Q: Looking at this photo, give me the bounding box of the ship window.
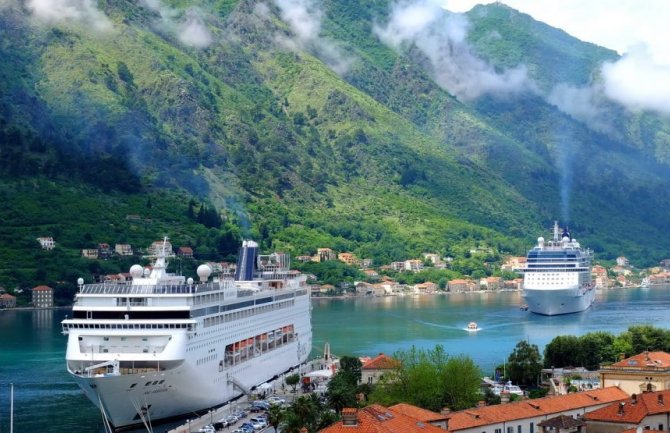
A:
[145,382,152,386]
[129,383,137,389]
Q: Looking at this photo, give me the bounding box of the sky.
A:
[445,0,670,64]
[443,0,670,115]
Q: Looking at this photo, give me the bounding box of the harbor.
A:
[2,286,670,432]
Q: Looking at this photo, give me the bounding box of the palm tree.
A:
[268,404,284,431]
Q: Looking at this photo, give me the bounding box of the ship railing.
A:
[78,282,227,295]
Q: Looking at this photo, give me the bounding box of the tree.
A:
[339,355,362,384]
[544,335,580,368]
[327,371,358,413]
[285,373,300,392]
[267,404,284,431]
[507,340,542,387]
[442,355,483,410]
[369,345,481,412]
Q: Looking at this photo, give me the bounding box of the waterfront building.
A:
[315,248,336,262]
[448,279,473,292]
[338,252,359,266]
[0,293,16,308]
[36,236,55,250]
[81,249,99,259]
[414,282,438,294]
[361,353,399,385]
[319,405,447,433]
[149,239,173,256]
[177,246,193,258]
[32,285,54,308]
[584,390,670,433]
[599,352,670,395]
[114,243,133,256]
[502,256,527,272]
[443,387,627,433]
[97,243,112,259]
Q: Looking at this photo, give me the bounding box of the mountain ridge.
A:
[0,0,669,291]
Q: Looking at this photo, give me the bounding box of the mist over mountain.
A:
[1,0,669,288]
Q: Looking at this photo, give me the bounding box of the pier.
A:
[168,356,334,433]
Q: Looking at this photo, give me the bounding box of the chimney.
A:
[477,400,486,408]
[659,394,664,405]
[440,407,451,416]
[631,394,637,405]
[619,353,626,361]
[618,402,625,415]
[500,391,510,404]
[342,408,358,426]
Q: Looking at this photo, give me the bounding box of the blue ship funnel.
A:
[234,240,258,281]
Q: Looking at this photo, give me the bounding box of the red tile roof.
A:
[0,293,16,300]
[389,403,448,422]
[32,285,53,292]
[319,405,446,433]
[362,353,400,371]
[607,352,670,370]
[446,387,628,431]
[585,390,670,424]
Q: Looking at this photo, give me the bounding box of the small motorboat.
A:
[520,304,528,311]
[465,322,480,332]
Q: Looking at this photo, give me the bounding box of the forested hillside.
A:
[0,0,669,293]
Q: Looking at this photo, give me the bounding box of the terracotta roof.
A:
[32,285,53,292]
[446,387,628,431]
[621,429,664,433]
[389,403,448,422]
[319,405,446,433]
[584,390,670,424]
[537,415,585,429]
[607,352,670,370]
[0,293,16,300]
[362,353,400,371]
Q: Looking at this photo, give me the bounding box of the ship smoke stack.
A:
[235,240,258,281]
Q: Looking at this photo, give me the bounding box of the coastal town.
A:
[1,237,669,309]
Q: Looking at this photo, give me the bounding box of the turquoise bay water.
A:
[1,287,670,432]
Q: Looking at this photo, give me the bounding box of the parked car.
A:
[239,423,255,433]
[249,417,268,428]
[267,396,286,406]
[233,409,247,419]
[231,429,247,433]
[250,400,270,411]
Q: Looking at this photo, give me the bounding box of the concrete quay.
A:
[168,357,333,433]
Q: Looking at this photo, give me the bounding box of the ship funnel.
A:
[235,240,258,281]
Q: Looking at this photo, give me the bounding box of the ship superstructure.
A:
[519,222,594,315]
[62,239,311,430]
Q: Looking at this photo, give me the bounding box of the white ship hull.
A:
[523,286,595,316]
[62,239,313,430]
[72,338,309,429]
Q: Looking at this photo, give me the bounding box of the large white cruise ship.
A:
[519,222,595,315]
[61,239,312,430]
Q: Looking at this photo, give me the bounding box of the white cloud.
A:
[273,0,355,75]
[177,10,212,49]
[601,46,670,116]
[375,0,531,101]
[547,83,612,133]
[140,0,213,49]
[26,0,113,32]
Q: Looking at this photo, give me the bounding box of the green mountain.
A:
[0,0,669,293]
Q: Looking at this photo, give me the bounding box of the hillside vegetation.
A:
[0,0,669,294]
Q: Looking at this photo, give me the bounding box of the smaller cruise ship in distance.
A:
[518,221,595,316]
